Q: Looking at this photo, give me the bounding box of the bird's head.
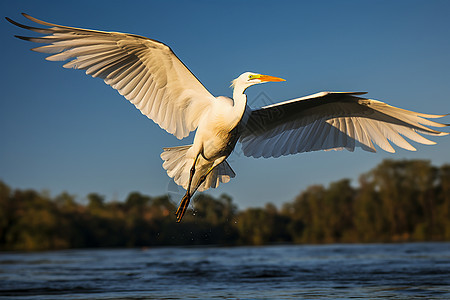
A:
[231,72,285,91]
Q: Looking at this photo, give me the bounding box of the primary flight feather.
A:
[7,13,449,221]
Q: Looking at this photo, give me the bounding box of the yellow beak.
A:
[257,74,286,82]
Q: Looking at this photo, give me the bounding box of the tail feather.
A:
[198,160,236,191]
[163,152,186,172]
[161,145,235,192]
[161,145,193,189]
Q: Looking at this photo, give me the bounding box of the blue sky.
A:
[1,0,449,209]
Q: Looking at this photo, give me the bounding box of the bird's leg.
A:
[176,160,219,222]
[176,168,212,222]
[176,193,190,223]
[175,154,199,222]
[192,164,217,195]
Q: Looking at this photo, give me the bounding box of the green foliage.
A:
[0,159,449,251]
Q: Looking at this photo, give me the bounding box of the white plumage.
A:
[240,92,448,158]
[7,14,449,222]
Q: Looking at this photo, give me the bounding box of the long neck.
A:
[232,82,248,124]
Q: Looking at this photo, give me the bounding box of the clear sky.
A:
[1,0,449,209]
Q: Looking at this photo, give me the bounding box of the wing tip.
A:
[21,12,44,25]
[5,16,22,27]
[385,147,396,154]
[6,13,36,25]
[14,35,32,41]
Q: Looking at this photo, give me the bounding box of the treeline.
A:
[1,159,449,251]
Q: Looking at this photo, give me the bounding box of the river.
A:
[1,242,449,299]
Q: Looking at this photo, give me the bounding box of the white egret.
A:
[7,14,449,222]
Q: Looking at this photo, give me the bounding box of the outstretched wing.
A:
[240,91,448,158]
[7,13,215,139]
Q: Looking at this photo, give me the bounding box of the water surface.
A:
[1,243,449,299]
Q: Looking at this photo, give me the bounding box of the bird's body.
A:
[163,92,244,190]
[161,76,252,219]
[7,14,449,221]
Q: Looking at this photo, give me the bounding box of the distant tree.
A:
[0,181,13,247]
[353,174,385,242]
[366,160,437,241]
[125,192,151,211]
[1,159,449,251]
[285,185,326,243]
[87,193,105,211]
[436,164,450,239]
[322,179,355,242]
[235,203,289,245]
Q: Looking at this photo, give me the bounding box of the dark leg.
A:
[175,155,198,222]
[191,164,217,195]
[176,170,211,222]
[175,193,190,222]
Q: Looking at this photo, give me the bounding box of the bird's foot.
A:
[175,192,191,222]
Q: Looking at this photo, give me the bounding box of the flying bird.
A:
[7,14,449,222]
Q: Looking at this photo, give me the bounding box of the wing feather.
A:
[240,92,448,158]
[345,118,355,151]
[8,13,215,139]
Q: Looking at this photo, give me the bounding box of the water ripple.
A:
[0,242,449,299]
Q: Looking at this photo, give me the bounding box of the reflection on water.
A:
[0,243,449,299]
